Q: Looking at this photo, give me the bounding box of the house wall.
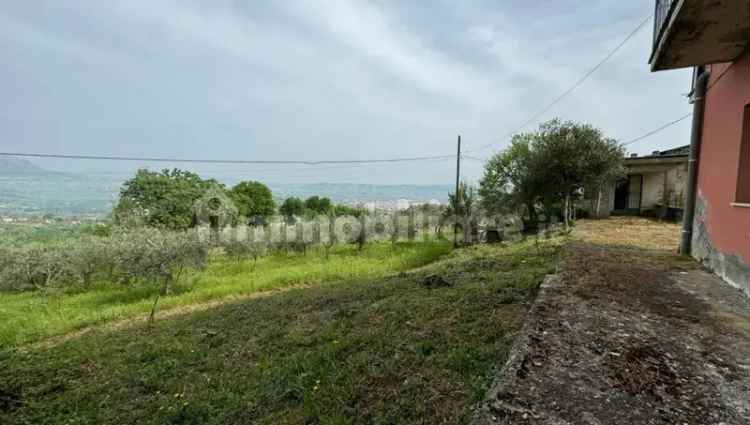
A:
[640,165,688,211]
[692,53,750,294]
[641,172,663,210]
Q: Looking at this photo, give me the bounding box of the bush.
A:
[0,228,210,293]
[222,239,266,263]
[112,228,208,292]
[0,245,76,292]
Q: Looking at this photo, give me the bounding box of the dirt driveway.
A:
[474,217,750,424]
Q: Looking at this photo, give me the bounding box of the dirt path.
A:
[474,218,750,424]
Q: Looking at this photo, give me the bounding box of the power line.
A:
[0,151,455,165]
[471,14,653,153]
[622,61,736,147]
[622,113,692,146]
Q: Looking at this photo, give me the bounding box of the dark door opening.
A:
[614,179,629,210]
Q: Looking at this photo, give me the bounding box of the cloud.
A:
[0,0,693,184]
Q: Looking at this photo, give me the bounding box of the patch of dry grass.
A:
[574,217,681,252]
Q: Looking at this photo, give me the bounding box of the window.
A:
[737,104,750,204]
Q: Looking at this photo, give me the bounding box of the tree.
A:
[114,168,221,230]
[230,181,276,224]
[279,197,305,223]
[304,196,333,215]
[479,119,625,230]
[581,138,626,218]
[444,182,478,245]
[533,120,624,229]
[480,135,546,225]
[445,181,477,218]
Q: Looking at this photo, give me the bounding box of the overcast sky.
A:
[0,0,693,185]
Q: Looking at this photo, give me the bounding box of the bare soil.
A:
[474,217,750,424]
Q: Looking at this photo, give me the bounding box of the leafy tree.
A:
[304,196,333,215]
[230,181,276,224]
[480,136,546,225]
[480,119,625,229]
[533,120,624,228]
[114,168,220,230]
[279,197,305,223]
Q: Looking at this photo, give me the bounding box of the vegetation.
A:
[279,197,306,223]
[0,229,208,293]
[229,181,276,224]
[445,182,478,219]
[331,203,367,218]
[0,237,563,424]
[114,169,221,230]
[0,241,451,347]
[480,119,625,228]
[303,195,333,215]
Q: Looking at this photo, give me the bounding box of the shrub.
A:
[221,239,266,263]
[0,245,75,292]
[112,228,208,292]
[64,237,117,286]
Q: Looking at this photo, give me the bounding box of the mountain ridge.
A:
[0,157,48,175]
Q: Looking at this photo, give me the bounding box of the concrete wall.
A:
[641,172,663,210]
[640,165,688,211]
[692,54,750,294]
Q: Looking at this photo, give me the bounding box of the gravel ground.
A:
[473,219,750,425]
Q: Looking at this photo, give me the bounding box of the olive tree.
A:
[0,245,75,292]
[480,119,625,230]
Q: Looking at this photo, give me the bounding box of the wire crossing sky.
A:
[0,1,693,184]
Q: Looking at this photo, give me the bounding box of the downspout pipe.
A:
[680,67,709,255]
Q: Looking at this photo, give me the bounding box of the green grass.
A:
[0,238,563,424]
[0,242,451,348]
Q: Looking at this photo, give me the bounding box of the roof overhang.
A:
[650,0,750,71]
[625,155,688,173]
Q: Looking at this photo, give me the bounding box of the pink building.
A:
[650,0,750,292]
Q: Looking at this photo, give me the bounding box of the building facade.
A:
[586,147,688,219]
[650,0,750,293]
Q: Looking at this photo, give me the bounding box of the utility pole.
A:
[454,134,461,248]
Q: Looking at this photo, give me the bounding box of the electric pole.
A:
[454,134,461,248]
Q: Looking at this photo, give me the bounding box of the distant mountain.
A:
[0,157,47,175]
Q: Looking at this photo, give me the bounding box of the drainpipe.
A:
[680,66,709,255]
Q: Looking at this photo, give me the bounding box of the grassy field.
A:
[0,242,451,347]
[0,237,563,424]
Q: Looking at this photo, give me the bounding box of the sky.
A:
[0,0,694,185]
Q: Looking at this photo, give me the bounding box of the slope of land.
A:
[0,238,562,424]
[0,158,46,175]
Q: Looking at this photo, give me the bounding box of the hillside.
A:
[0,157,46,175]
